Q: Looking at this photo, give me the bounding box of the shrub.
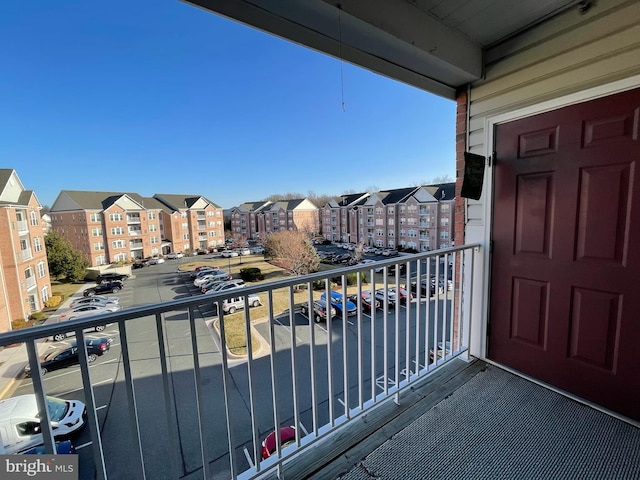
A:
[11,318,27,330]
[44,296,63,308]
[239,267,264,282]
[312,280,325,290]
[29,312,46,321]
[331,272,365,286]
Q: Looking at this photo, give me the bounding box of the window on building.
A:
[376,229,384,236]
[151,248,159,256]
[440,231,449,239]
[94,242,104,251]
[90,213,102,222]
[27,293,38,312]
[441,217,449,226]
[183,234,189,240]
[110,227,125,236]
[151,237,158,244]
[148,212,156,220]
[388,230,394,237]
[440,204,450,212]
[114,253,127,262]
[92,228,103,237]
[30,211,39,226]
[388,219,394,226]
[109,213,123,222]
[96,255,106,266]
[182,223,188,229]
[37,262,46,278]
[112,240,126,249]
[149,224,158,232]
[41,286,50,303]
[33,237,42,252]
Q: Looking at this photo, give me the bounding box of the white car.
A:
[238,248,251,256]
[59,304,120,320]
[0,395,86,454]
[148,257,165,265]
[359,259,376,266]
[194,271,230,287]
[166,252,183,259]
[221,250,239,258]
[204,279,245,294]
[69,296,119,309]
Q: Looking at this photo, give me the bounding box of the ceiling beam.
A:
[185,0,484,98]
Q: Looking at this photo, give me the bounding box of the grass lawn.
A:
[179,256,404,355]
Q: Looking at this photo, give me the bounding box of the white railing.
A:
[0,244,480,480]
[17,220,29,233]
[21,248,33,261]
[25,275,36,290]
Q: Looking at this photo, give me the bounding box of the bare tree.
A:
[264,231,320,276]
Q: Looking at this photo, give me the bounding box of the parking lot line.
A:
[53,378,113,397]
[75,442,93,450]
[243,447,254,468]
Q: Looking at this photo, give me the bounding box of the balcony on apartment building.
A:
[197,222,206,230]
[25,275,36,290]
[21,247,33,261]
[130,240,143,250]
[17,219,29,233]
[4,244,637,480]
[126,215,141,224]
[129,228,142,236]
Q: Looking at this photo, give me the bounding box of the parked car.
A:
[194,271,231,287]
[0,395,86,454]
[21,440,76,455]
[96,272,129,283]
[147,257,165,265]
[320,291,357,316]
[24,338,112,377]
[69,296,119,309]
[374,287,412,306]
[347,291,381,312]
[238,248,251,256]
[221,250,238,258]
[205,279,245,294]
[261,426,297,460]
[250,246,265,254]
[83,281,124,297]
[166,252,183,259]
[300,299,336,323]
[59,304,120,321]
[132,261,145,269]
[221,294,262,314]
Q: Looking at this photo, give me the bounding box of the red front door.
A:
[489,87,640,421]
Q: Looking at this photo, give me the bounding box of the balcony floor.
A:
[308,361,640,480]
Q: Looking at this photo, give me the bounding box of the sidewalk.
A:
[0,290,84,400]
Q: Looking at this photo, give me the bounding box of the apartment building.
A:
[0,169,51,333]
[230,198,320,241]
[153,194,225,253]
[50,191,224,266]
[229,201,273,241]
[321,192,369,243]
[322,183,455,251]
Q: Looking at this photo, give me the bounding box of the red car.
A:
[261,426,297,459]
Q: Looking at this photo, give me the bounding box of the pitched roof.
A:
[378,186,418,205]
[332,192,369,208]
[269,198,317,211]
[153,194,221,211]
[235,201,272,213]
[51,191,149,211]
[424,183,456,201]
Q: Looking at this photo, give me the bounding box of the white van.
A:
[222,294,262,314]
[0,395,86,454]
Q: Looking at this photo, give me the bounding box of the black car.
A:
[409,278,444,297]
[24,338,112,377]
[83,281,124,297]
[96,273,129,283]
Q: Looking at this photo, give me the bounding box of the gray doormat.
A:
[339,365,640,480]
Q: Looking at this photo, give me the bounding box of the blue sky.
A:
[0,1,456,209]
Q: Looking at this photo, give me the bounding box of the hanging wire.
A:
[338,4,345,112]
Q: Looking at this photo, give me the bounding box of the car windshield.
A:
[35,397,69,422]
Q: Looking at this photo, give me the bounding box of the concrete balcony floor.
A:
[305,360,640,480]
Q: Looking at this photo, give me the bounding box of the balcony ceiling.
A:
[186,0,585,98]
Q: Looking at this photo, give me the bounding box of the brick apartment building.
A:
[229,198,319,241]
[50,191,224,266]
[321,183,455,251]
[0,169,52,333]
